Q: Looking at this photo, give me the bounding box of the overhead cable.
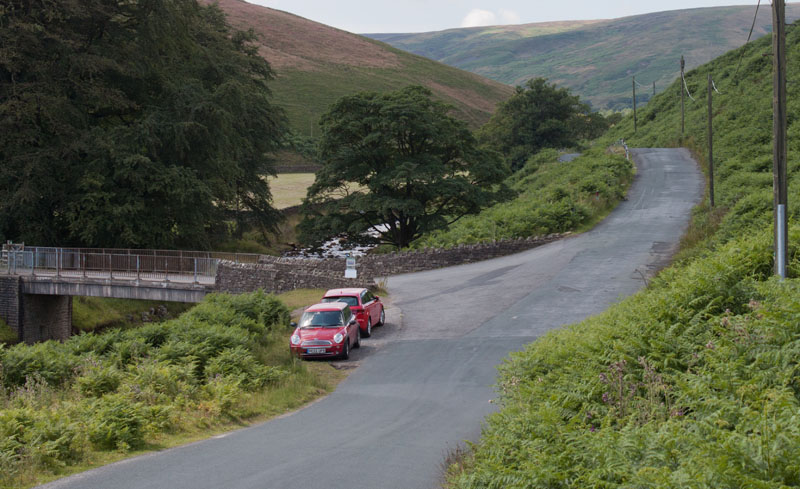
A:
[733,0,762,81]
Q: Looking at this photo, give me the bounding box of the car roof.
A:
[323,288,366,297]
[305,302,349,312]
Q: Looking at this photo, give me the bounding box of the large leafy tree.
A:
[0,0,286,248]
[300,86,509,249]
[479,78,608,170]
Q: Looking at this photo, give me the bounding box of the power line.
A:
[733,0,763,82]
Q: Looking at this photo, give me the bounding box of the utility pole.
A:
[653,81,656,97]
[773,0,788,278]
[680,56,686,136]
[707,74,715,208]
[632,76,637,133]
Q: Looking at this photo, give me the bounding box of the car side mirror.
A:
[290,321,297,329]
[374,296,380,301]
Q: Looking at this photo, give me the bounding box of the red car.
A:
[321,288,385,338]
[290,302,360,360]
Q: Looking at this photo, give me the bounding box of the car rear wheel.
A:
[377,308,385,326]
[354,328,361,349]
[340,339,350,360]
[362,317,372,338]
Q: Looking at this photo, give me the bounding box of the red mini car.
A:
[321,288,385,338]
[289,302,360,360]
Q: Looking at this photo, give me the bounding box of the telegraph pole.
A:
[773,0,788,278]
[707,74,715,208]
[653,81,656,97]
[680,56,686,136]
[632,76,637,133]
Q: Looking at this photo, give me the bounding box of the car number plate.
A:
[307,348,326,354]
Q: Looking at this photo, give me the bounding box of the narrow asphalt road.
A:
[40,149,703,489]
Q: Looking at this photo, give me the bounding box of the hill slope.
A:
[448,18,800,489]
[210,0,514,133]
[368,4,800,110]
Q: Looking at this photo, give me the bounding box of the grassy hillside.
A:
[209,0,514,134]
[448,21,800,489]
[414,148,632,249]
[368,20,599,62]
[368,4,800,111]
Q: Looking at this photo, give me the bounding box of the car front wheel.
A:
[340,339,350,360]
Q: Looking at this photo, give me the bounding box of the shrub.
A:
[75,362,122,397]
[124,358,197,404]
[205,346,287,387]
[86,394,147,451]
[0,341,78,387]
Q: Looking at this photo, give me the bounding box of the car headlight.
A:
[333,332,344,344]
[291,335,301,345]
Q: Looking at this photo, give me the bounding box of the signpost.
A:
[345,254,357,279]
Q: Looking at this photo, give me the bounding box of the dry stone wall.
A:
[215,234,566,295]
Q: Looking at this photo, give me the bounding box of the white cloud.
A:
[460,8,521,28]
[499,9,521,24]
[461,9,496,27]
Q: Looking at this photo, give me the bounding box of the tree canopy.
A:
[479,78,609,170]
[0,0,286,249]
[299,86,510,249]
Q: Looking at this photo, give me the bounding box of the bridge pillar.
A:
[0,276,22,341]
[21,294,72,343]
[0,276,73,343]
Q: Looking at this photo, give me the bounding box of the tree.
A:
[0,0,286,248]
[479,78,608,170]
[299,86,510,249]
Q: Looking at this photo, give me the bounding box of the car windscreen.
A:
[299,310,343,328]
[321,296,358,307]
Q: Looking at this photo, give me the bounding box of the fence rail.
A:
[0,247,260,284]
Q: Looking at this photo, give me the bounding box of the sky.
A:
[245,0,762,33]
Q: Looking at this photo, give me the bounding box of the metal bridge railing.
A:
[1,248,260,284]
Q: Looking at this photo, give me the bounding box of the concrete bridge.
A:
[0,247,260,343]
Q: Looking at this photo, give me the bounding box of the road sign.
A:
[345,254,357,278]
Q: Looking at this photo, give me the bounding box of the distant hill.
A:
[368,4,800,111]
[209,0,514,135]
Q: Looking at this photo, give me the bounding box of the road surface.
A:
[40,149,703,489]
